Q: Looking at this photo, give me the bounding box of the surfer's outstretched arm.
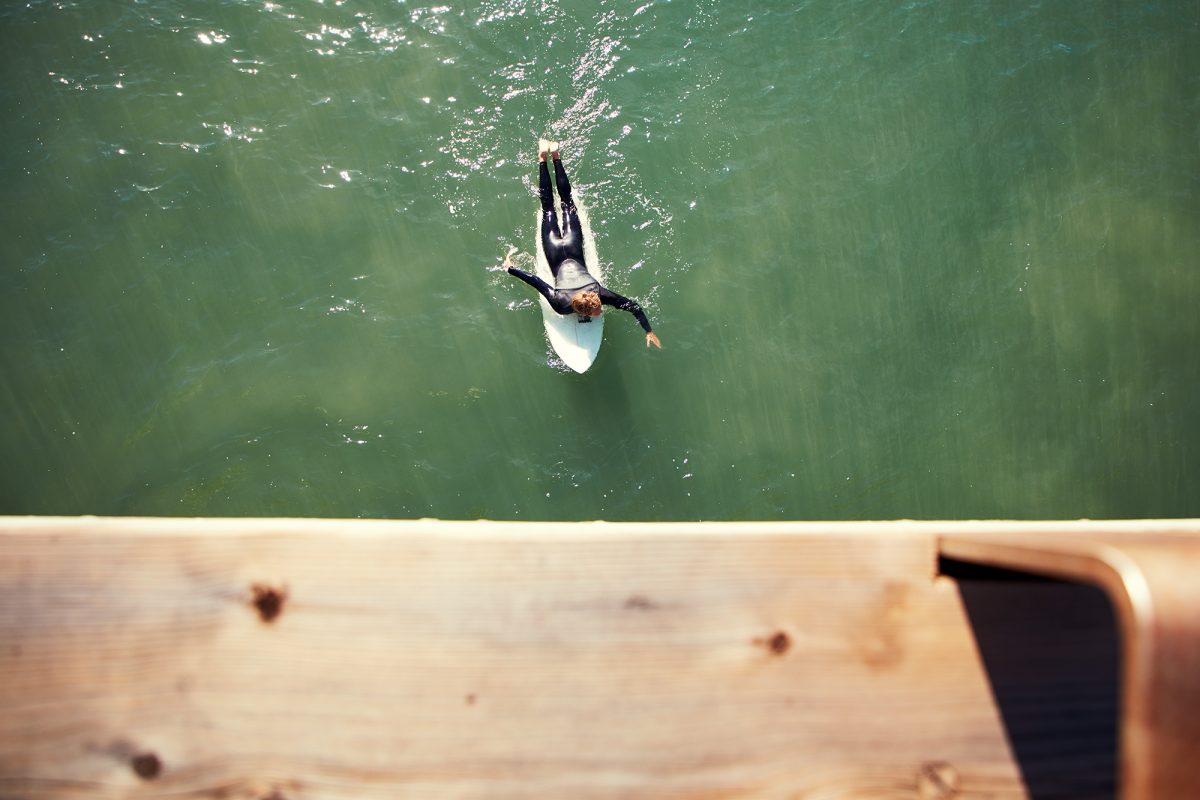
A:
[597,287,651,331]
[598,287,662,348]
[507,266,552,297]
[507,267,573,315]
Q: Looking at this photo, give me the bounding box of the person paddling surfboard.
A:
[505,141,662,350]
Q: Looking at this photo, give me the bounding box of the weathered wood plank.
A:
[2,517,1190,800]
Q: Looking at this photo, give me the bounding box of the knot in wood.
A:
[130,751,161,780]
[917,761,959,799]
[251,583,287,623]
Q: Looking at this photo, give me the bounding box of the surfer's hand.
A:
[501,245,518,269]
[645,331,662,349]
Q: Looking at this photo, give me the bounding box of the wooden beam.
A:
[1,518,1196,799]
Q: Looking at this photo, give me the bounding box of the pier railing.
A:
[2,517,1198,799]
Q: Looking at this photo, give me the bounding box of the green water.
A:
[2,1,1198,520]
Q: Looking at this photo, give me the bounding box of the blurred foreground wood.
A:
[1,518,1198,800]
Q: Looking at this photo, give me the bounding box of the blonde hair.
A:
[571,290,601,316]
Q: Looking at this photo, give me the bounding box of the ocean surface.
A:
[2,0,1198,520]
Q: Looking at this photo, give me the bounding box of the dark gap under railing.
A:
[942,558,1120,800]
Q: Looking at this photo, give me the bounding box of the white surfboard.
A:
[534,148,603,373]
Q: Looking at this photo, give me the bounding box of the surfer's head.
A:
[571,290,602,318]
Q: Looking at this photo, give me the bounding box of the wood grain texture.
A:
[0,518,1194,800]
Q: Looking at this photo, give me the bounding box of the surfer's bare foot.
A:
[538,138,560,161]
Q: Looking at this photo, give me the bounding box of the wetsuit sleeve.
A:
[598,287,653,333]
[507,267,573,314]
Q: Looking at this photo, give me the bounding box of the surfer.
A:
[505,143,662,349]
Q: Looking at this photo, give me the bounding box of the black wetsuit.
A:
[508,159,653,333]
